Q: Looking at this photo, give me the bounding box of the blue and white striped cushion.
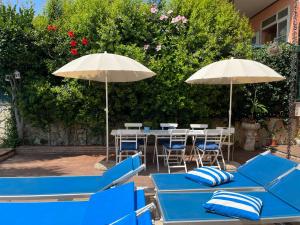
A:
[185,167,234,186]
[203,191,263,221]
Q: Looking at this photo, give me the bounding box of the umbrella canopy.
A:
[53,52,156,161]
[53,53,155,82]
[186,58,284,84]
[186,58,285,159]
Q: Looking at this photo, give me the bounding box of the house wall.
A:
[250,0,300,44]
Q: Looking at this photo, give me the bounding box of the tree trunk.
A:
[10,82,23,142]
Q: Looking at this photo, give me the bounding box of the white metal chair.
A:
[216,127,235,161]
[152,123,178,171]
[118,132,139,162]
[189,124,208,162]
[162,129,189,173]
[124,123,147,165]
[160,123,178,130]
[195,129,226,170]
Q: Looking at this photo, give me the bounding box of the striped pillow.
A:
[185,167,234,186]
[203,191,263,221]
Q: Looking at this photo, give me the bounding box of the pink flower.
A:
[167,10,173,14]
[171,15,188,24]
[181,16,188,23]
[144,44,149,50]
[160,15,168,20]
[150,5,158,14]
[155,44,161,52]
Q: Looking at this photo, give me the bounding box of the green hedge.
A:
[1,0,293,142]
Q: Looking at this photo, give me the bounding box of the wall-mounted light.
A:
[14,70,21,79]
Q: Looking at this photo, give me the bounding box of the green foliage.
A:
[236,43,294,120]
[1,111,19,148]
[249,90,268,120]
[2,0,254,141]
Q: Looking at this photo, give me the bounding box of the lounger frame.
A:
[150,174,265,193]
[155,194,300,225]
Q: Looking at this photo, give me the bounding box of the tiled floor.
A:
[0,147,299,225]
[0,148,267,188]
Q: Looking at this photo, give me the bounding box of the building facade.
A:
[234,0,300,45]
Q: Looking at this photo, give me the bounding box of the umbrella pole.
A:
[105,75,109,162]
[228,79,233,162]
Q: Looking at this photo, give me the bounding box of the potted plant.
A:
[242,90,268,151]
[295,130,300,146]
[143,121,152,133]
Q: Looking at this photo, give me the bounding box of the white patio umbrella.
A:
[53,52,156,161]
[186,58,285,159]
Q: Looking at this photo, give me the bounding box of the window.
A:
[252,32,260,45]
[261,7,289,44]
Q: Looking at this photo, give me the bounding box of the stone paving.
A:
[0,148,299,225]
[0,148,266,188]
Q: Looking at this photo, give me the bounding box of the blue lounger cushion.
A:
[268,166,300,211]
[238,152,297,187]
[0,154,142,198]
[203,190,263,221]
[186,167,234,186]
[82,182,136,225]
[157,191,299,223]
[151,172,262,192]
[0,182,143,225]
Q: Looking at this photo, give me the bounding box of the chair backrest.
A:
[190,124,208,130]
[238,151,298,187]
[119,132,138,151]
[160,123,178,130]
[204,129,223,145]
[102,153,142,188]
[125,123,143,130]
[216,127,235,135]
[168,129,188,148]
[83,182,136,225]
[267,165,300,211]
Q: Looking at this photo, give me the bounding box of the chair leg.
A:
[198,149,204,167]
[220,150,226,170]
[119,151,122,163]
[156,142,160,172]
[166,150,171,174]
[182,150,187,173]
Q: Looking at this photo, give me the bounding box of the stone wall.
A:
[23,123,104,146]
[0,103,11,145]
[20,117,300,147]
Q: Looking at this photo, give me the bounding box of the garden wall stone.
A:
[0,103,11,145]
[20,117,299,148]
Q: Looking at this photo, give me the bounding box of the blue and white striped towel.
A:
[185,167,234,186]
[203,190,263,221]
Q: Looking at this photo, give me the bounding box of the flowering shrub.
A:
[2,0,255,143]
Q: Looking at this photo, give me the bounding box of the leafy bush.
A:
[1,0,254,143]
[235,43,295,120]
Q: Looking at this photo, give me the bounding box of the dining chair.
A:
[195,129,226,169]
[162,129,189,173]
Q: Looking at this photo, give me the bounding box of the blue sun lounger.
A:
[156,165,300,224]
[0,182,153,225]
[151,151,297,192]
[0,153,145,200]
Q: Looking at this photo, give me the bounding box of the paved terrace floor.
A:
[0,148,269,188]
[0,147,299,225]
